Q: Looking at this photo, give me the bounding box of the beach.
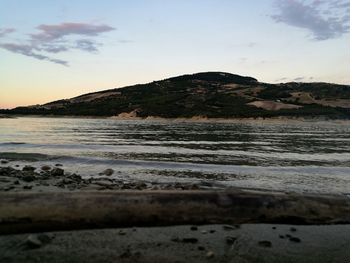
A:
[1,162,350,262]
[1,117,350,262]
[0,117,349,194]
[1,224,350,263]
[0,165,208,192]
[2,0,350,261]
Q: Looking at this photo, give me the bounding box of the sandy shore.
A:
[1,161,350,262]
[1,224,350,263]
[3,114,350,124]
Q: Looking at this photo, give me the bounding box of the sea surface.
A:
[0,117,350,194]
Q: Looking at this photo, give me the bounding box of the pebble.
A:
[290,227,297,232]
[22,166,36,172]
[225,236,237,245]
[118,230,126,236]
[51,168,64,176]
[69,174,82,181]
[135,182,147,190]
[24,234,52,249]
[190,226,198,231]
[23,185,33,190]
[198,246,205,251]
[102,169,114,176]
[223,225,237,231]
[206,251,215,258]
[171,237,180,242]
[258,240,272,248]
[171,237,198,244]
[22,174,36,182]
[190,184,200,190]
[62,179,74,185]
[182,238,198,244]
[289,237,301,243]
[25,235,43,249]
[41,165,51,171]
[1,160,9,164]
[174,182,184,189]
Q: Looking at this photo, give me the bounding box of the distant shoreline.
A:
[2,114,350,123]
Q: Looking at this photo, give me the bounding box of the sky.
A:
[1,0,350,109]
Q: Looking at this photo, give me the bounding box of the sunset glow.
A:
[1,0,350,109]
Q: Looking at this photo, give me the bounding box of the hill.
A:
[2,72,350,119]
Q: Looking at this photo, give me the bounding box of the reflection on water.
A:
[0,117,350,194]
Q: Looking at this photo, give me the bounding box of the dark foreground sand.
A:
[1,163,350,262]
[1,224,350,263]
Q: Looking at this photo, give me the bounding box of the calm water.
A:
[0,117,350,194]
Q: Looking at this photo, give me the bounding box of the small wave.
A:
[0,152,59,161]
[0,142,27,146]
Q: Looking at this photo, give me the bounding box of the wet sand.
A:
[1,161,350,262]
[0,165,211,192]
[1,224,350,263]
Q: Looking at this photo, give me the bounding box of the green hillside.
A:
[2,72,350,119]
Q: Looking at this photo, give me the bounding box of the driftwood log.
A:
[0,190,350,235]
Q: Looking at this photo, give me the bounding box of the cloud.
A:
[76,39,101,52]
[0,28,15,38]
[31,23,115,41]
[293,77,306,82]
[37,44,69,53]
[0,43,68,66]
[275,77,289,82]
[0,22,115,66]
[275,76,314,82]
[293,76,315,82]
[271,0,350,40]
[247,42,258,48]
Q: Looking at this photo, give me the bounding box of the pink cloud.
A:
[0,22,115,66]
[31,22,115,41]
